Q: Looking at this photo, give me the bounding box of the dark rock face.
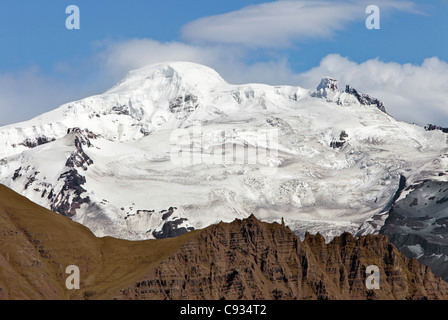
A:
[379,174,407,214]
[169,94,199,119]
[9,128,96,219]
[345,85,387,113]
[66,127,99,141]
[16,128,96,218]
[380,180,448,281]
[50,169,90,217]
[161,206,176,220]
[330,130,348,149]
[44,128,96,217]
[124,206,193,239]
[65,134,94,170]
[12,167,22,181]
[311,78,387,114]
[425,124,448,133]
[152,217,195,239]
[118,215,448,300]
[111,105,130,116]
[20,136,56,149]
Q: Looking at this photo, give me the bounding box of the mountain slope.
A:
[0,184,101,299]
[0,184,199,299]
[1,184,447,300]
[380,175,448,282]
[116,216,448,300]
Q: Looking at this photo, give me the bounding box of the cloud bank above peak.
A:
[2,36,448,128]
[297,54,448,126]
[181,0,423,47]
[0,0,446,128]
[95,37,448,126]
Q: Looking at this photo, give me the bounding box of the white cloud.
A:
[1,38,300,125]
[181,0,422,47]
[0,67,58,125]
[97,38,448,126]
[0,66,98,126]
[0,1,442,127]
[91,39,448,127]
[94,38,299,86]
[95,39,231,80]
[3,40,447,128]
[297,54,448,126]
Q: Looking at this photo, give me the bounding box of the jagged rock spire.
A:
[312,76,339,98]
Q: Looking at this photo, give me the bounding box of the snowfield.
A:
[0,61,446,241]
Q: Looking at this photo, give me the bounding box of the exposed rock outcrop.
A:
[119,215,448,300]
[312,78,387,114]
[19,136,56,149]
[312,76,338,99]
[345,85,387,113]
[381,179,448,282]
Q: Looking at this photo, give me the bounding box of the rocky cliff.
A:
[1,184,447,300]
[380,179,448,282]
[117,215,448,300]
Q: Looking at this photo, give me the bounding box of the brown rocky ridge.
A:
[0,184,447,300]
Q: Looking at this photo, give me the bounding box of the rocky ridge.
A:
[117,215,448,300]
[1,184,447,300]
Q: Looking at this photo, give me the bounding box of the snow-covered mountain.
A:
[0,61,446,241]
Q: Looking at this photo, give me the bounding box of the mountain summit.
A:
[313,76,339,98]
[312,76,387,114]
[107,61,228,94]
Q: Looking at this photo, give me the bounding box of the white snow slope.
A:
[0,61,446,240]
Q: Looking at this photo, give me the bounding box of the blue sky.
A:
[0,0,447,126]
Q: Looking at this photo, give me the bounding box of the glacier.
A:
[0,61,446,241]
